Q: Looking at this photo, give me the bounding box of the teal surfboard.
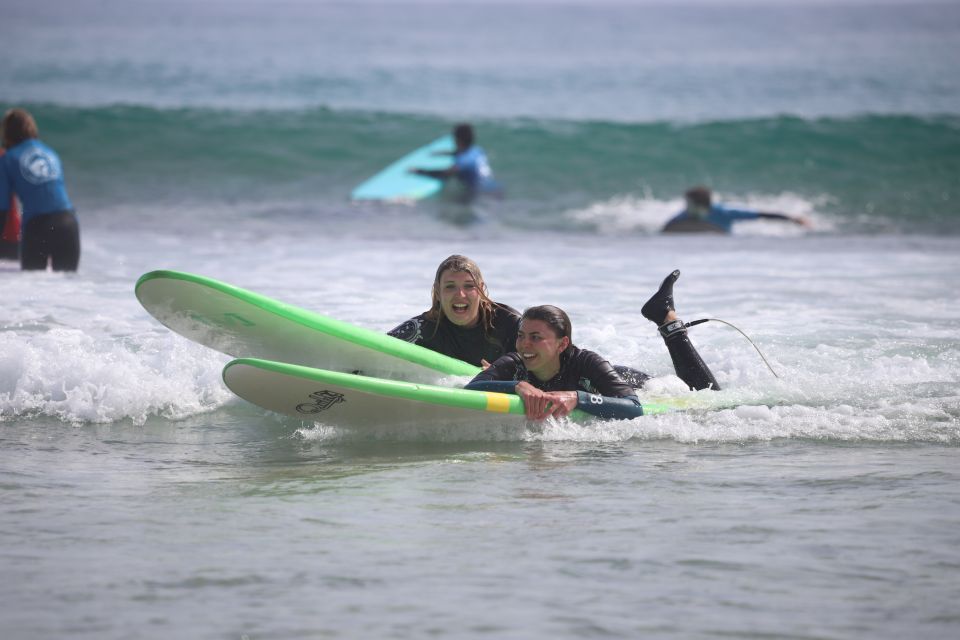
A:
[351,135,454,201]
[222,358,673,429]
[135,270,479,382]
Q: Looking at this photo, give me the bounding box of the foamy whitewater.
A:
[3,227,958,444]
[2,1,959,638]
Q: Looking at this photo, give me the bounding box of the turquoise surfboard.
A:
[135,270,479,382]
[222,358,673,429]
[351,135,454,201]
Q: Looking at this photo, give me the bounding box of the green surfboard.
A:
[135,270,479,382]
[222,358,673,429]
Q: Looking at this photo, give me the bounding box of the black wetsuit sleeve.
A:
[387,316,425,344]
[0,210,6,230]
[465,354,522,386]
[566,350,645,418]
[574,391,644,419]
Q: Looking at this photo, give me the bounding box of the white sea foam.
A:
[1,224,957,443]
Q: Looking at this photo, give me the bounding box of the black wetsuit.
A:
[388,303,521,368]
[657,319,720,391]
[465,346,647,420]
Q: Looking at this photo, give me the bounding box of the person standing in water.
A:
[409,123,502,198]
[663,186,810,234]
[0,108,80,271]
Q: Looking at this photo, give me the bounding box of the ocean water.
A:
[2,1,960,638]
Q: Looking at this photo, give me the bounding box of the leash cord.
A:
[685,318,780,379]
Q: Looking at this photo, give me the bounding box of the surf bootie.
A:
[641,269,681,325]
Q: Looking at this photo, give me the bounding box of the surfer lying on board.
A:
[465,271,719,420]
[663,186,811,234]
[408,123,502,198]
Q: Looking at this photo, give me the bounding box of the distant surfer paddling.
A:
[663,186,811,234]
[465,271,720,421]
[409,123,502,199]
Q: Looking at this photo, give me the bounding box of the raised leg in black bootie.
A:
[642,270,721,391]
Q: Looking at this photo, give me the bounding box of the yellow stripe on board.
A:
[485,393,511,413]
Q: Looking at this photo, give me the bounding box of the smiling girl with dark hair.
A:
[466,271,719,421]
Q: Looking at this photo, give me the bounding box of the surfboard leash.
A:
[684,318,781,379]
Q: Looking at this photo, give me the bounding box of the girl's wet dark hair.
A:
[684,185,712,208]
[521,305,573,345]
[453,123,474,148]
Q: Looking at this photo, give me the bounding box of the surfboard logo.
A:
[19,148,62,185]
[296,390,346,414]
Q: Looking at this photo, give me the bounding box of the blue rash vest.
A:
[453,145,499,192]
[665,204,760,233]
[0,139,74,225]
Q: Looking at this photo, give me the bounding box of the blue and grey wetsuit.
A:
[664,204,796,234]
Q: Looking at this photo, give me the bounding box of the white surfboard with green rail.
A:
[135,270,479,382]
[222,358,673,429]
[138,270,680,428]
